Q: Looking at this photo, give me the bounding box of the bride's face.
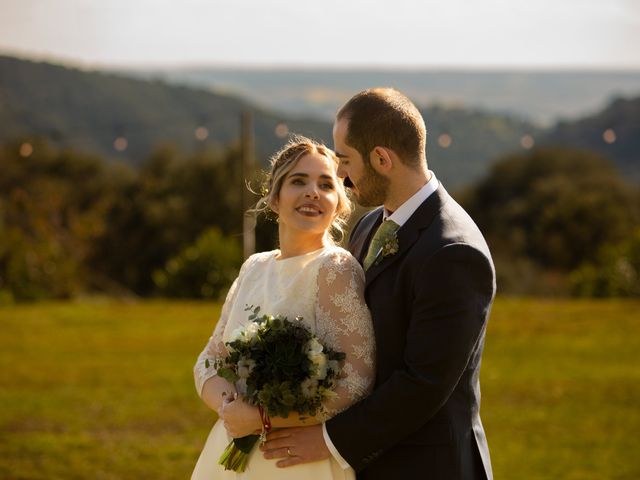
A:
[272,152,340,237]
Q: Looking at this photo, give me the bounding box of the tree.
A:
[459,147,640,293]
[0,139,120,300]
[87,144,252,294]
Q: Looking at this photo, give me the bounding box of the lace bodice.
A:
[194,245,375,419]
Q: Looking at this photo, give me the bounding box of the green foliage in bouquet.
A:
[210,305,345,471]
[214,305,346,418]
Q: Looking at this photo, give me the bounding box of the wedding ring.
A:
[287,448,293,457]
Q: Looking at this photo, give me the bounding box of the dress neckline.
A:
[273,245,330,263]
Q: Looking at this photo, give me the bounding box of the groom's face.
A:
[333,118,389,207]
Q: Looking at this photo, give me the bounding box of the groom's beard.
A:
[348,166,389,207]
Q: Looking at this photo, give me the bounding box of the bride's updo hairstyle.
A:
[254,135,352,242]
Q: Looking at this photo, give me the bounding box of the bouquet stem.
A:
[218,434,260,472]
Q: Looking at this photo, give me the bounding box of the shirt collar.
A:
[384,171,439,227]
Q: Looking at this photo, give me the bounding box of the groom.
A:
[262,88,496,479]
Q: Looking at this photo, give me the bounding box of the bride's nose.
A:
[304,185,320,199]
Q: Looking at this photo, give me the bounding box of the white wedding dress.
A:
[192,245,375,480]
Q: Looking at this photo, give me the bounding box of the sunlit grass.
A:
[482,298,640,480]
[0,301,220,480]
[0,298,639,479]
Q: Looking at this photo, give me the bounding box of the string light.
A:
[275,123,289,138]
[603,129,616,144]
[437,133,452,148]
[195,126,209,141]
[520,134,534,150]
[19,142,33,158]
[113,137,128,152]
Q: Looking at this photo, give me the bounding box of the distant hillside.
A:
[2,55,637,188]
[0,55,330,164]
[420,105,541,187]
[1,55,546,188]
[540,97,640,182]
[143,67,640,125]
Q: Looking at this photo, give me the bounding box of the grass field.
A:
[1,298,639,479]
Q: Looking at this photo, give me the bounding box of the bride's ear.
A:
[269,199,279,214]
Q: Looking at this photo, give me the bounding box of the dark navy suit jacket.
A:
[326,185,495,480]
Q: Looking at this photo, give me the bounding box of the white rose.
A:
[229,327,245,343]
[305,338,324,355]
[237,358,256,379]
[310,352,328,379]
[244,322,260,341]
[300,378,318,398]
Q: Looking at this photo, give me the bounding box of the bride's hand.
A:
[220,396,262,438]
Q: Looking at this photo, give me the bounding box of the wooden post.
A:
[241,111,256,260]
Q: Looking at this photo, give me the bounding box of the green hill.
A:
[0,55,544,188]
[5,55,637,188]
[420,105,541,188]
[541,97,640,182]
[0,55,330,165]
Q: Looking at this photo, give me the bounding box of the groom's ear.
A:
[370,147,393,174]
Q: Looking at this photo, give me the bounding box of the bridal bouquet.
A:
[208,305,345,472]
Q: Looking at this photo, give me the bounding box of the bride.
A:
[191,137,375,479]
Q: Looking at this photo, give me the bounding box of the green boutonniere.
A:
[376,234,399,264]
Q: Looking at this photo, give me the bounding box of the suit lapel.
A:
[365,186,447,287]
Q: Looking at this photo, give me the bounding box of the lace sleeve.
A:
[193,258,247,397]
[315,250,375,420]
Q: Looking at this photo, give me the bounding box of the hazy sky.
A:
[1,0,640,68]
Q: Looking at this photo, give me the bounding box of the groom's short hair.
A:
[337,88,426,169]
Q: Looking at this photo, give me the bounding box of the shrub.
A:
[571,229,640,297]
[153,228,242,299]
